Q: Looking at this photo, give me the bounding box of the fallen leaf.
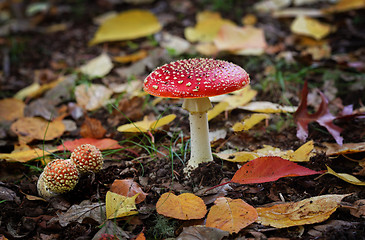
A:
[308,220,359,238]
[257,194,350,228]
[322,142,365,156]
[89,9,162,45]
[210,86,257,110]
[160,32,191,55]
[322,0,365,13]
[293,81,343,145]
[349,199,365,218]
[117,114,176,133]
[0,147,56,163]
[57,200,106,227]
[75,83,113,111]
[10,117,65,143]
[135,232,146,240]
[0,98,25,121]
[321,166,365,186]
[113,50,148,64]
[110,179,147,204]
[14,77,64,100]
[254,0,291,12]
[80,117,107,139]
[290,15,332,40]
[57,138,122,151]
[92,220,130,240]
[206,197,258,233]
[230,156,323,184]
[214,25,267,55]
[217,141,315,163]
[232,113,270,132]
[207,102,229,121]
[238,101,297,113]
[156,192,207,220]
[177,226,229,240]
[184,11,235,43]
[79,53,113,78]
[106,191,139,219]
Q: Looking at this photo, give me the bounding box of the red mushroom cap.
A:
[70,144,103,174]
[143,58,250,98]
[41,159,79,194]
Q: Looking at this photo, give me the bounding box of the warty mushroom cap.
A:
[143,58,250,99]
[37,159,79,197]
[70,144,103,174]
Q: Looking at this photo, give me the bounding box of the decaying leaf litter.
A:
[0,0,365,239]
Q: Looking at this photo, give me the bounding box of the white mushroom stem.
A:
[182,97,213,171]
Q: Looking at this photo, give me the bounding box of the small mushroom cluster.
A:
[37,144,103,199]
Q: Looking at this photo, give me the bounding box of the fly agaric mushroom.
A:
[70,144,103,174]
[37,159,79,199]
[143,58,250,171]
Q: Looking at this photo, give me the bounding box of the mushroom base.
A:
[185,109,213,171]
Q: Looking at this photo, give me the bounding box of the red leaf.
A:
[294,81,343,145]
[57,138,122,151]
[231,156,323,184]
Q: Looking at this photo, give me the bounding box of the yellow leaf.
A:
[89,9,162,45]
[0,147,56,163]
[322,0,365,13]
[113,50,148,64]
[323,166,365,186]
[239,101,297,113]
[216,151,260,163]
[156,192,207,220]
[79,53,113,78]
[184,11,235,43]
[14,82,40,100]
[284,140,315,162]
[207,102,229,121]
[214,25,267,56]
[14,77,64,100]
[206,197,257,233]
[218,86,257,110]
[217,141,314,163]
[232,113,270,132]
[10,117,65,143]
[117,114,176,133]
[106,191,139,219]
[257,194,350,228]
[0,98,25,121]
[290,15,332,40]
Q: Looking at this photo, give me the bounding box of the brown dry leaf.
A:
[322,142,365,156]
[14,76,64,100]
[156,192,207,220]
[290,15,332,40]
[110,179,147,204]
[75,84,113,111]
[184,11,235,43]
[214,25,267,55]
[89,9,162,45]
[206,197,258,233]
[177,226,229,240]
[10,117,65,143]
[80,117,107,139]
[257,194,351,228]
[0,98,25,121]
[349,199,365,218]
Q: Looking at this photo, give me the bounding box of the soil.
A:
[1,1,365,240]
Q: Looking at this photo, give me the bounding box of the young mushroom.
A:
[143,58,250,172]
[37,159,79,199]
[70,144,104,174]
